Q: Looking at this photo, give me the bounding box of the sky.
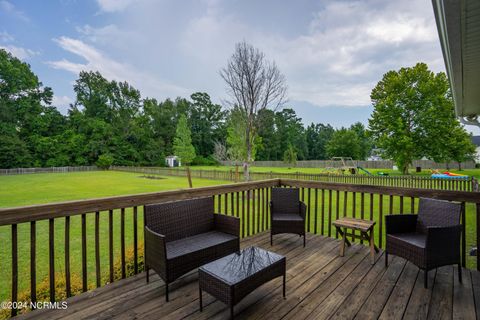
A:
[2,0,472,132]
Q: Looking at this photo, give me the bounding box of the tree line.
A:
[0,49,374,169]
[0,47,476,172]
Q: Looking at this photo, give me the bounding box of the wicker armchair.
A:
[269,187,306,247]
[385,197,463,288]
[144,197,240,301]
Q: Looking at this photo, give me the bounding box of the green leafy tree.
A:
[96,154,114,169]
[446,127,477,170]
[256,109,277,160]
[369,63,455,174]
[274,108,308,160]
[226,108,261,165]
[326,128,361,159]
[283,144,297,167]
[0,49,71,168]
[173,114,196,165]
[143,97,190,156]
[0,135,32,168]
[305,123,335,160]
[226,108,249,164]
[349,122,372,160]
[189,92,226,157]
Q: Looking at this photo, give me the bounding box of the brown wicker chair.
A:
[144,197,240,301]
[385,197,463,288]
[270,187,306,247]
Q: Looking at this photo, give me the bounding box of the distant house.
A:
[165,156,181,167]
[367,148,384,161]
[472,136,480,163]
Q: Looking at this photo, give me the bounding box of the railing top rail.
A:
[0,179,280,226]
[280,179,480,203]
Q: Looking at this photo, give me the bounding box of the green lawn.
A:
[0,170,228,208]
[0,171,230,303]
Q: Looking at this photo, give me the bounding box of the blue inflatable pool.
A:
[431,174,469,180]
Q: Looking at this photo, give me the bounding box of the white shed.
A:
[165,156,181,167]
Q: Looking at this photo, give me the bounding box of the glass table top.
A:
[199,246,285,285]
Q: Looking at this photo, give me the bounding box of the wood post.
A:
[186,166,193,188]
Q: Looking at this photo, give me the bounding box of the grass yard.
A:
[0,171,230,303]
[0,170,228,208]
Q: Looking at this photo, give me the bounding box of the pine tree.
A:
[173,114,196,165]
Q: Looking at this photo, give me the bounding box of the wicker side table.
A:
[199,246,286,319]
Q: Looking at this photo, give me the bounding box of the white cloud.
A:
[0,45,38,60]
[95,0,138,12]
[47,36,189,99]
[0,0,29,22]
[52,94,73,107]
[0,30,14,42]
[172,0,443,107]
[49,0,445,110]
[0,29,37,60]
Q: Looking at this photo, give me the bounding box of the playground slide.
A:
[357,166,373,175]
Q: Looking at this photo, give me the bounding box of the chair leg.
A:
[424,270,428,289]
[385,252,388,267]
[458,263,463,283]
[165,282,169,302]
[146,266,149,283]
[271,233,273,246]
[303,234,306,247]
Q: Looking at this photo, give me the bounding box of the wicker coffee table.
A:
[199,246,286,319]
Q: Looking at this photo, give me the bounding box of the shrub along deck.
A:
[17,232,478,320]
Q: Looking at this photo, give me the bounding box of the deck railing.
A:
[1,178,480,318]
[112,166,478,191]
[0,179,277,318]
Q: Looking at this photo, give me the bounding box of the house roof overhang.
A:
[432,0,480,126]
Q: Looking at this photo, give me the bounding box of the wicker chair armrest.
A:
[426,225,462,254]
[385,214,417,234]
[300,201,307,219]
[214,214,240,237]
[144,226,167,264]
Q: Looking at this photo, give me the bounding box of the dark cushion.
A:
[272,213,303,222]
[387,232,426,248]
[166,231,238,259]
[386,232,427,268]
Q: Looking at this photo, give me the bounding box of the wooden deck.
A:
[18,232,480,320]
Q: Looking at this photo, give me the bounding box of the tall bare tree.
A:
[220,41,287,180]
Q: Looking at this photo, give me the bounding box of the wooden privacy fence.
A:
[220,160,477,169]
[1,178,480,317]
[112,166,479,192]
[0,166,98,175]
